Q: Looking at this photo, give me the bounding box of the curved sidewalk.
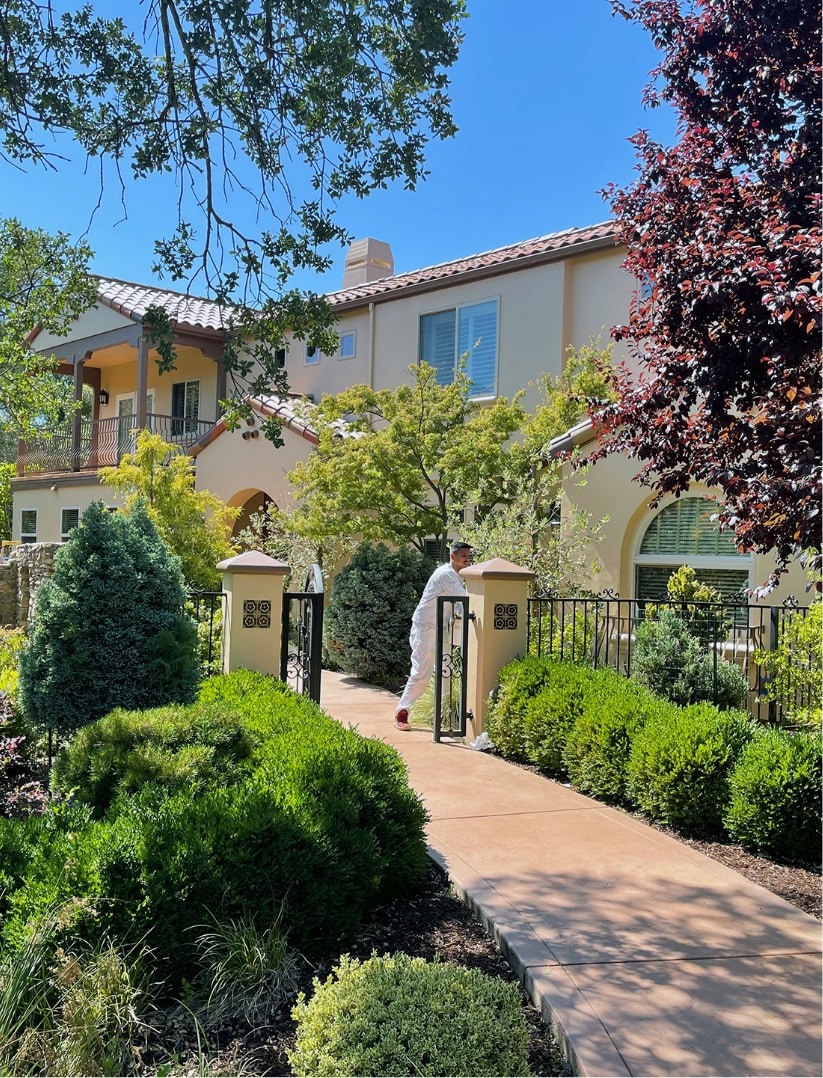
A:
[320,671,822,1078]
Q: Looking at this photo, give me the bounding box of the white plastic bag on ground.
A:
[469,731,494,751]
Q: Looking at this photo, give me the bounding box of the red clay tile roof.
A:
[189,394,361,455]
[325,221,618,308]
[94,221,619,324]
[95,277,228,333]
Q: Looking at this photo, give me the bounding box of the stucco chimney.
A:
[342,238,394,288]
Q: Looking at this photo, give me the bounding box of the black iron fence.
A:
[527,592,815,724]
[281,565,324,703]
[186,588,225,678]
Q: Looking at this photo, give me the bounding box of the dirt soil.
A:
[137,825,819,1078]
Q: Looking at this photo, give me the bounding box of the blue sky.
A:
[2,0,678,295]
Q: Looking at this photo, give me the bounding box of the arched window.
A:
[634,497,752,602]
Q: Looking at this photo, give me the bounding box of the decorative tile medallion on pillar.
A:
[493,602,518,629]
[243,599,272,628]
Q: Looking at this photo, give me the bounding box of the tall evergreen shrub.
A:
[19,501,199,738]
[323,543,433,686]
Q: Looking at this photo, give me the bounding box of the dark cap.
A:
[449,540,473,554]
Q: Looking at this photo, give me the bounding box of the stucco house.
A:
[12,220,807,603]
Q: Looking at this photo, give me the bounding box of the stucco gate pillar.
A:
[463,558,535,738]
[217,550,290,676]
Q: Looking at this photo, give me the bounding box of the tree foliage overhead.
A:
[1,0,464,299]
[600,0,821,587]
[1,0,464,434]
[287,363,524,559]
[0,217,96,435]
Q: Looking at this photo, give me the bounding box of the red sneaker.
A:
[394,708,411,731]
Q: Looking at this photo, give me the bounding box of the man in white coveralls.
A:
[394,540,473,730]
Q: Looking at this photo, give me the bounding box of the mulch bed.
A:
[136,861,570,1077]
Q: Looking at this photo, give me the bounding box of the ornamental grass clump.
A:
[289,952,531,1077]
[194,908,302,1027]
[724,727,822,863]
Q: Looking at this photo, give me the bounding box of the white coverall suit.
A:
[396,561,467,714]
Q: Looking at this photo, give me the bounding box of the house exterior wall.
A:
[12,479,122,544]
[559,451,809,604]
[192,421,314,514]
[97,346,220,422]
[284,245,635,411]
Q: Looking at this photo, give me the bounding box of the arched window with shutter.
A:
[634,496,752,602]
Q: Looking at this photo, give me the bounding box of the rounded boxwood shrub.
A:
[19,501,199,739]
[485,655,558,761]
[3,671,429,990]
[289,953,531,1077]
[724,728,822,863]
[522,663,591,778]
[626,703,754,835]
[563,669,667,803]
[52,700,256,815]
[323,543,433,687]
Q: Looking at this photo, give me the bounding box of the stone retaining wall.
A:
[0,543,60,629]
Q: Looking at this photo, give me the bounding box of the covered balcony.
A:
[17,413,216,476]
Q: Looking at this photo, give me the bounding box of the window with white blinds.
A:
[635,496,751,602]
[419,299,498,397]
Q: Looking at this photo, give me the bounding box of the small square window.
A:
[61,508,80,541]
[305,344,319,365]
[338,331,356,360]
[20,509,37,544]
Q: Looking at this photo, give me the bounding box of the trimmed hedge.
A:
[562,671,668,804]
[52,700,256,815]
[626,703,754,835]
[484,655,559,761]
[486,655,817,861]
[2,671,429,990]
[724,728,822,862]
[290,953,531,1077]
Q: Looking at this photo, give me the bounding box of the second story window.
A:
[172,380,200,436]
[419,299,498,398]
[20,509,37,544]
[305,344,319,365]
[338,331,356,360]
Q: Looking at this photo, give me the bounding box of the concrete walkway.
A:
[320,671,822,1078]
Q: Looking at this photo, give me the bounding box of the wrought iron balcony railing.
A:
[17,414,215,475]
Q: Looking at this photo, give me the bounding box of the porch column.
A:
[462,558,535,738]
[217,550,289,676]
[135,335,149,430]
[71,355,85,471]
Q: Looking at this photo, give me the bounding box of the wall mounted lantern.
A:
[98,389,110,406]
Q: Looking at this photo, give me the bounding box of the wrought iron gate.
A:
[281,564,324,703]
[433,595,472,742]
